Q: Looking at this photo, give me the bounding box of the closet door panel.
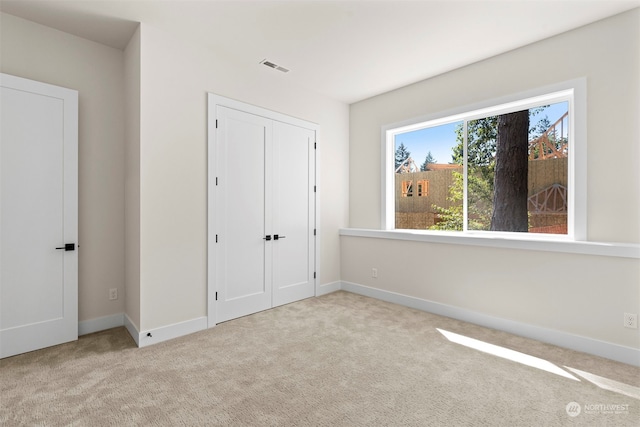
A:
[272,121,315,307]
[215,106,272,323]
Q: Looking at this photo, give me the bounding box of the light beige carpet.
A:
[1,291,638,426]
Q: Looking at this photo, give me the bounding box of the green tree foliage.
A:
[420,151,436,171]
[452,107,546,166]
[395,143,411,170]
[452,118,497,167]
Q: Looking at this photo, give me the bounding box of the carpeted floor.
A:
[1,291,638,426]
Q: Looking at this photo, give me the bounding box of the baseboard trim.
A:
[79,313,208,349]
[78,313,124,336]
[340,281,640,367]
[138,317,208,348]
[316,281,342,296]
[124,314,140,347]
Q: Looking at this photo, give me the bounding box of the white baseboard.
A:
[78,313,124,336]
[316,281,342,296]
[339,281,640,367]
[124,313,140,347]
[137,317,208,348]
[84,313,208,349]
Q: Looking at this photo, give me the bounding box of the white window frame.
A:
[381,79,587,242]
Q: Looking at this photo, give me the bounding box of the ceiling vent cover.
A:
[260,59,290,73]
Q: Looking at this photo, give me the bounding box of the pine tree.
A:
[395,143,411,170]
[420,151,436,171]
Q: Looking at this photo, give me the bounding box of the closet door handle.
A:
[55,243,76,251]
[263,235,272,241]
[273,235,286,240]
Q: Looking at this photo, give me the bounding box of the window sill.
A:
[339,228,640,259]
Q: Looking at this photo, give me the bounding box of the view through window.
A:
[393,100,569,234]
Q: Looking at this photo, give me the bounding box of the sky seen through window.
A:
[395,102,568,167]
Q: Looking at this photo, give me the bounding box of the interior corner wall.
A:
[345,9,639,352]
[137,23,349,331]
[0,13,126,323]
[124,25,141,331]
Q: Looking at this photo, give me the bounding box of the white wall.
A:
[345,10,639,356]
[0,13,126,323]
[0,13,349,335]
[124,26,141,330]
[137,24,349,331]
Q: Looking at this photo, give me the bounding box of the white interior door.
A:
[271,121,315,307]
[209,95,317,325]
[0,74,78,358]
[214,106,272,323]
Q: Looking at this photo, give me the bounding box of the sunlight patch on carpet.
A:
[565,367,640,400]
[437,328,579,381]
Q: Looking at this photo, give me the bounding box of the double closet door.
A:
[209,96,316,325]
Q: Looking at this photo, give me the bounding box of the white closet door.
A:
[215,106,272,323]
[209,95,317,325]
[271,121,315,307]
[1,74,78,358]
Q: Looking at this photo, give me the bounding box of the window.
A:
[401,180,413,197]
[383,81,586,241]
[417,180,429,197]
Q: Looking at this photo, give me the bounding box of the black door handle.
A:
[263,235,272,241]
[56,243,76,251]
[273,235,286,240]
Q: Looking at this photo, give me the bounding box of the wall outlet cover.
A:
[624,313,637,329]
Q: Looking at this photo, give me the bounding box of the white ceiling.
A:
[1,0,638,104]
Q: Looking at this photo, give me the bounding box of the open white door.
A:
[1,74,78,358]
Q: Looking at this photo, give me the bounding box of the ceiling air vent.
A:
[260,59,290,73]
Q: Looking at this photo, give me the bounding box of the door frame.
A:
[1,73,78,358]
[206,94,319,328]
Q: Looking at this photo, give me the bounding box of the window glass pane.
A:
[466,115,497,231]
[528,102,569,234]
[394,122,462,230]
[466,102,569,233]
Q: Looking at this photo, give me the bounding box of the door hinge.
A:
[216,234,218,243]
[216,177,218,186]
[215,292,218,301]
[313,272,316,279]
[314,142,317,149]
[216,119,218,128]
[313,229,316,236]
[314,185,316,192]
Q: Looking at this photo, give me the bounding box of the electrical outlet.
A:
[372,268,378,278]
[109,288,118,301]
[624,313,637,329]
